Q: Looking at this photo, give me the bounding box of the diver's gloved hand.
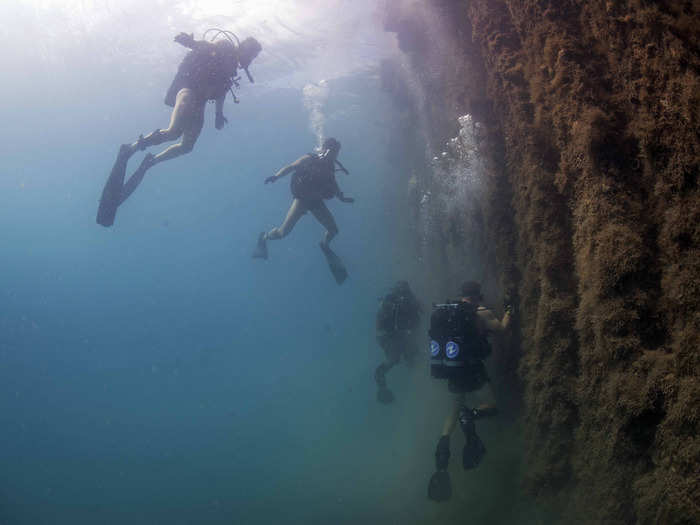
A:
[215,114,228,130]
[503,291,517,315]
[264,175,278,184]
[174,32,195,47]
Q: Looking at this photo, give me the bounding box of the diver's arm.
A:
[265,155,311,184]
[376,315,386,334]
[477,307,511,333]
[328,176,354,203]
[335,159,349,175]
[336,183,355,203]
[375,303,391,336]
[214,96,227,130]
[337,192,355,203]
[174,32,209,51]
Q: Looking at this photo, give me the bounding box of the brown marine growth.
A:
[383,0,699,522]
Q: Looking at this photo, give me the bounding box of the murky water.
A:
[0,2,542,523]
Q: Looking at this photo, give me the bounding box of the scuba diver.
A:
[252,137,354,284]
[374,280,422,404]
[97,29,262,227]
[426,281,513,502]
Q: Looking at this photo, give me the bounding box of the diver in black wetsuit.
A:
[97,30,261,227]
[252,138,354,283]
[427,281,513,502]
[374,280,422,403]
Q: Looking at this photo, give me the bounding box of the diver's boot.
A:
[252,232,268,260]
[428,435,452,501]
[134,129,166,152]
[117,143,132,160]
[122,129,158,159]
[120,142,138,160]
[472,404,499,420]
[319,232,332,251]
[374,364,394,404]
[459,407,486,470]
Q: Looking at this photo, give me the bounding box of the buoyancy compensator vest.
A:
[428,301,490,379]
[290,153,337,202]
[165,40,238,107]
[376,293,420,333]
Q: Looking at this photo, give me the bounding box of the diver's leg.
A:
[376,338,401,379]
[375,337,399,404]
[381,353,401,373]
[266,199,307,240]
[401,333,418,368]
[375,340,400,383]
[118,94,205,204]
[429,391,463,501]
[471,382,499,418]
[459,385,489,469]
[254,200,307,259]
[442,392,466,437]
[431,392,465,477]
[124,88,192,156]
[309,202,339,248]
[149,95,205,166]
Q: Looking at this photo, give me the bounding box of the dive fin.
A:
[473,404,499,420]
[462,433,486,470]
[320,243,348,285]
[429,435,452,501]
[377,386,395,404]
[120,153,153,205]
[428,470,452,502]
[459,408,486,469]
[96,145,131,227]
[252,232,268,260]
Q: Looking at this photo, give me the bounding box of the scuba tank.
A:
[377,292,418,333]
[165,28,259,107]
[290,152,337,201]
[428,301,489,379]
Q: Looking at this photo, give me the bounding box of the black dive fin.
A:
[428,470,452,502]
[252,233,268,260]
[377,387,394,404]
[97,145,131,227]
[460,412,486,470]
[462,434,486,470]
[320,243,348,285]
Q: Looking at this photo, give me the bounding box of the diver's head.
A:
[215,39,236,51]
[460,281,483,302]
[394,280,411,296]
[388,280,412,303]
[238,37,262,82]
[322,137,341,158]
[214,39,237,64]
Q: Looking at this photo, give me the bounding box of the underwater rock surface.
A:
[383,1,699,523]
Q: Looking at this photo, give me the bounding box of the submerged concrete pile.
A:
[382,1,699,522]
